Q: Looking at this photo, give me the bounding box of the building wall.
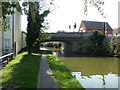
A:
[85,29,113,35]
[113,28,120,37]
[78,22,113,36]
[0,31,2,56]
[0,8,27,57]
[0,10,24,56]
[14,11,22,54]
[3,15,13,55]
[22,32,26,49]
[78,23,85,32]
[79,26,113,36]
[105,30,113,36]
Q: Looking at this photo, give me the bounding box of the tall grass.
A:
[47,54,84,89]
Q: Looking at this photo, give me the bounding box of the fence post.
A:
[13,42,17,58]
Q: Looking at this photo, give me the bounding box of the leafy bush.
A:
[80,31,108,56]
[109,38,120,57]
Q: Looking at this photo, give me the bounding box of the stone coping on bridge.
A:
[48,32,94,34]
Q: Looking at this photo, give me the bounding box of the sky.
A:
[21,0,120,32]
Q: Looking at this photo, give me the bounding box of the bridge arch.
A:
[41,32,93,53]
[40,40,74,53]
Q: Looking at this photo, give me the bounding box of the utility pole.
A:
[72,22,76,32]
[102,15,107,35]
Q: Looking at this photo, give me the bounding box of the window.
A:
[105,31,107,33]
[108,34,112,36]
[5,18,10,29]
[4,39,11,54]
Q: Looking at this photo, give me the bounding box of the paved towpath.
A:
[37,54,58,88]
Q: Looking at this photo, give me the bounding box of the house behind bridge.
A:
[78,20,113,36]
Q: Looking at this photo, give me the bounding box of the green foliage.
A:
[0,52,41,88]
[47,54,84,88]
[109,38,120,57]
[0,2,22,31]
[80,31,107,56]
[80,39,92,54]
[26,2,51,54]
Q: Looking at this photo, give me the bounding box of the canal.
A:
[41,47,120,88]
[58,56,119,88]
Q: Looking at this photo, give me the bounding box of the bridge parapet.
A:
[43,32,94,53]
[49,32,94,41]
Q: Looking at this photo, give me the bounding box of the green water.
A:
[58,57,119,88]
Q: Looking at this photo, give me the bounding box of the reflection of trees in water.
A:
[118,59,120,76]
[68,58,118,88]
[102,75,105,88]
[59,57,118,76]
[73,72,118,88]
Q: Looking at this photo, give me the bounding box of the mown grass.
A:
[0,52,41,88]
[47,54,84,88]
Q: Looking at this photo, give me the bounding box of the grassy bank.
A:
[47,54,84,88]
[0,52,41,88]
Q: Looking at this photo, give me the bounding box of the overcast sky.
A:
[21,0,120,32]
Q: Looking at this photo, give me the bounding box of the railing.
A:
[0,53,13,70]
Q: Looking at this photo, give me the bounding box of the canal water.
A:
[58,57,119,88]
[41,47,120,89]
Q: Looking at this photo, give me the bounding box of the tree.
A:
[90,31,106,56]
[1,1,53,55]
[83,0,104,15]
[80,31,107,56]
[33,8,50,52]
[109,38,120,57]
[0,2,22,31]
[26,2,34,55]
[23,1,53,55]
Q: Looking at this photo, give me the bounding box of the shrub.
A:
[79,31,108,56]
[109,38,120,57]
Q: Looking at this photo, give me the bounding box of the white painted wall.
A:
[14,11,22,54]
[22,32,26,49]
[0,9,26,56]
[3,15,13,54]
[1,10,23,55]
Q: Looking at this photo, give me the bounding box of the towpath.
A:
[37,54,58,88]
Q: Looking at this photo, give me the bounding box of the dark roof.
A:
[82,20,113,30]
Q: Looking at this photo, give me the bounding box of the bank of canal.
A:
[41,47,120,89]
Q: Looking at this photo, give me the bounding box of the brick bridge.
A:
[43,32,94,53]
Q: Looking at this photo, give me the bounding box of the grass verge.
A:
[0,52,41,88]
[47,54,84,88]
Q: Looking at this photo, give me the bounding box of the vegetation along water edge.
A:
[47,54,84,89]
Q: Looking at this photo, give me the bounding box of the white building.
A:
[113,28,120,37]
[0,28,2,56]
[0,9,26,57]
